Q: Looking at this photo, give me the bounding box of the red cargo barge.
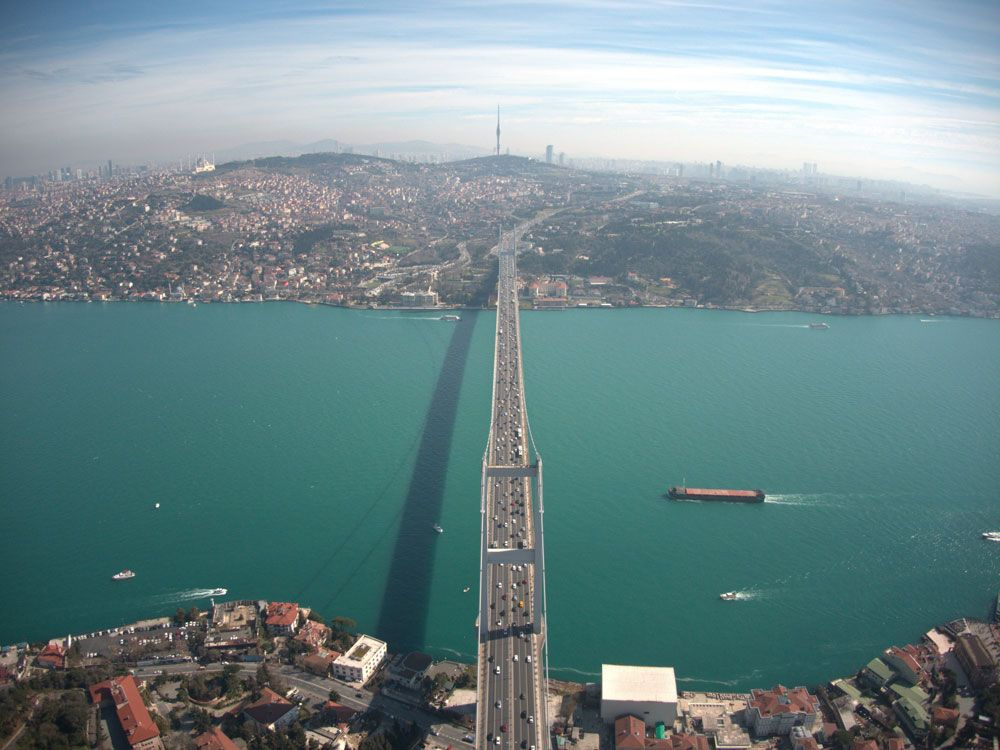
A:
[668,486,765,503]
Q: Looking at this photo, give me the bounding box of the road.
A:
[476,233,547,750]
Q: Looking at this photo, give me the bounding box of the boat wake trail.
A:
[764,493,832,506]
[731,589,765,601]
[746,323,811,329]
[154,588,228,604]
[373,316,447,321]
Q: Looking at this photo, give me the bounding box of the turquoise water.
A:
[2,303,999,691]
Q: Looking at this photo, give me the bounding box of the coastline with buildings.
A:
[2,598,998,750]
[2,154,998,318]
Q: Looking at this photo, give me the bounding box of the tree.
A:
[330,616,356,635]
[222,663,244,698]
[192,708,213,733]
[328,689,340,702]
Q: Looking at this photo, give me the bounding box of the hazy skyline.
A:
[2,0,999,196]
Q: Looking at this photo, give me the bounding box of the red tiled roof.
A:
[266,602,299,627]
[615,715,646,750]
[323,701,358,723]
[244,686,296,728]
[36,642,66,669]
[667,734,709,750]
[748,685,818,717]
[194,727,239,750]
[887,646,922,675]
[294,620,330,648]
[931,706,959,725]
[89,675,160,747]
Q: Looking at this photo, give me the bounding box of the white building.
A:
[332,635,387,684]
[600,664,678,727]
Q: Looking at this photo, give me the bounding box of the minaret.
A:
[496,105,501,157]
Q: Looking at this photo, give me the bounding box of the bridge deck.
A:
[476,235,548,750]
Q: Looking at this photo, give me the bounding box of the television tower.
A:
[496,105,501,157]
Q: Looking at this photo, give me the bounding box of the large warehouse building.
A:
[600,664,679,727]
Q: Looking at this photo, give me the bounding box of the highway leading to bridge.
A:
[476,232,549,750]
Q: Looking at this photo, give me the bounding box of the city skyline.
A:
[2,0,999,196]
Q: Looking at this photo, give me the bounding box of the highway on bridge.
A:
[476,232,549,750]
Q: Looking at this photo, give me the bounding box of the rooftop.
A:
[603,664,678,705]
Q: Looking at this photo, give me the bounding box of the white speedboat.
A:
[209,588,227,596]
[719,591,738,601]
[112,569,136,581]
[982,532,1000,542]
[432,523,444,533]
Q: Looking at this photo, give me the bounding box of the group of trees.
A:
[15,691,90,750]
[358,719,420,750]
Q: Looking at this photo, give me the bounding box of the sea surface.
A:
[1,302,999,691]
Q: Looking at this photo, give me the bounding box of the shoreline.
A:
[1,297,996,319]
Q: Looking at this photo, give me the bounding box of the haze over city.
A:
[3,0,999,197]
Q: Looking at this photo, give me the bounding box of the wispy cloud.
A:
[1,0,998,194]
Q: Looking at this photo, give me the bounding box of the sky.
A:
[2,0,999,196]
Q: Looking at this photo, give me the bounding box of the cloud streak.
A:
[1,0,998,194]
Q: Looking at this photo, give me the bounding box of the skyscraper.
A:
[545,145,554,164]
[496,105,501,157]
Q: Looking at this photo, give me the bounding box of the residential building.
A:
[954,632,997,689]
[35,642,66,670]
[299,648,340,677]
[332,634,387,684]
[194,727,240,750]
[613,714,707,750]
[294,620,331,651]
[265,602,299,635]
[883,645,923,685]
[89,675,164,750]
[789,726,819,750]
[931,706,959,726]
[243,687,299,731]
[892,694,929,740]
[322,701,359,725]
[743,685,818,737]
[390,651,433,689]
[601,664,678,726]
[859,658,894,690]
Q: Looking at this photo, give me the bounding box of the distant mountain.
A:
[212,138,490,164]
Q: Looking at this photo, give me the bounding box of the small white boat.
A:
[208,587,227,596]
[112,569,136,581]
[463,586,471,593]
[808,322,829,329]
[154,502,160,509]
[719,591,738,601]
[982,532,1000,542]
[432,523,444,533]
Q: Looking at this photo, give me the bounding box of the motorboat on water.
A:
[463,586,471,593]
[209,588,228,596]
[112,569,136,581]
[439,314,461,322]
[719,591,739,601]
[432,523,444,533]
[809,322,830,329]
[982,532,1000,542]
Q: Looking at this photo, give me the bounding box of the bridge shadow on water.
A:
[375,310,479,652]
